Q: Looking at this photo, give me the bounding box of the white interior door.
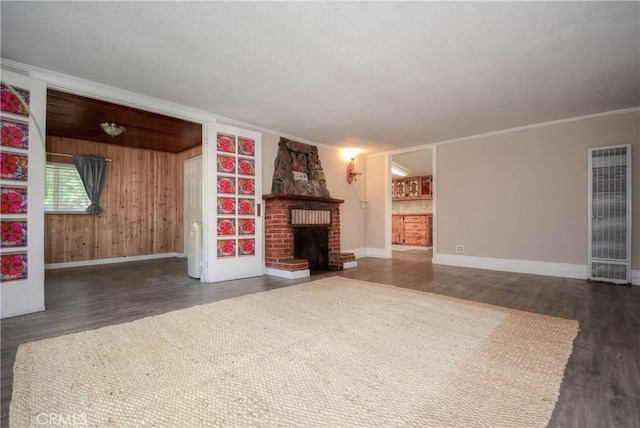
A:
[183,155,202,255]
[202,123,263,282]
[1,70,47,318]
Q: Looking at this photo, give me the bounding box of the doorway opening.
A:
[390,148,434,260]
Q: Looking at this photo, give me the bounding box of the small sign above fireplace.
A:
[293,171,308,182]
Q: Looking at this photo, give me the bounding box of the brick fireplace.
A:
[263,193,356,276]
[263,137,357,278]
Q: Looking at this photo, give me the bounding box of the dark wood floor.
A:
[2,252,639,427]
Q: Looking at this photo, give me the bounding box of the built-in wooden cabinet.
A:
[392,215,405,244]
[392,175,432,200]
[392,214,432,246]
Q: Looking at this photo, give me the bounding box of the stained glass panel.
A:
[238,178,255,195]
[1,220,27,247]
[1,84,30,116]
[0,153,28,180]
[217,155,235,174]
[0,119,29,149]
[238,239,255,256]
[217,176,235,194]
[217,240,236,258]
[238,219,255,235]
[1,252,28,281]
[1,186,27,214]
[217,197,235,215]
[217,218,236,236]
[238,198,255,215]
[238,158,255,176]
[217,133,236,153]
[238,138,255,157]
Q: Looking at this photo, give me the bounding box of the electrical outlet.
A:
[456,245,464,253]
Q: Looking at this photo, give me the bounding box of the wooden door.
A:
[202,123,263,283]
[392,216,404,244]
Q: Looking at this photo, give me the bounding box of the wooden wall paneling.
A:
[108,143,125,258]
[44,137,194,264]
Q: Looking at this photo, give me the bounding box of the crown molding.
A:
[370,106,640,158]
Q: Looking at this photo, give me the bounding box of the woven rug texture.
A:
[10,277,579,427]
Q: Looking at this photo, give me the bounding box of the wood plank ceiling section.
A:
[46,89,202,153]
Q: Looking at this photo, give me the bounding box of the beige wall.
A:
[436,112,639,269]
[364,154,390,253]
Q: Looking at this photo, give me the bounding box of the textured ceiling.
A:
[1,2,638,153]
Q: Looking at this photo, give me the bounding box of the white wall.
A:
[364,154,391,257]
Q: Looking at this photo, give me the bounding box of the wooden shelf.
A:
[391,175,432,201]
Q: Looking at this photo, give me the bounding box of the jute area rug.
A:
[11,277,578,427]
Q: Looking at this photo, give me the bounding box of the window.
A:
[44,163,90,213]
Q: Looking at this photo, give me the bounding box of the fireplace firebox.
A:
[294,227,329,273]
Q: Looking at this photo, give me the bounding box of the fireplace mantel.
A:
[263,193,345,204]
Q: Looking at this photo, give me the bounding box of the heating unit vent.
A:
[588,145,632,284]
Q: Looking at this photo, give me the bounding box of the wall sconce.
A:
[100,122,126,137]
[346,157,361,184]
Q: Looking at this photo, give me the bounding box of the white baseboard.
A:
[1,304,45,319]
[343,261,358,269]
[363,248,393,259]
[631,269,640,286]
[342,248,367,259]
[432,253,588,280]
[391,245,432,251]
[263,267,310,279]
[45,252,183,270]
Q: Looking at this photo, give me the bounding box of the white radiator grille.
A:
[590,262,628,282]
[290,209,331,225]
[588,145,631,284]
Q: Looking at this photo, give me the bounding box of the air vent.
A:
[588,145,632,284]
